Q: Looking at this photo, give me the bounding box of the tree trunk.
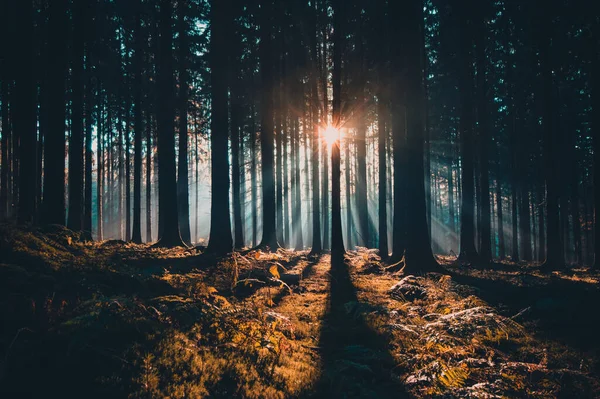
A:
[207,0,233,254]
[331,0,345,264]
[475,6,492,264]
[378,91,388,258]
[400,0,441,273]
[84,55,94,240]
[177,0,191,245]
[592,27,600,268]
[97,87,104,240]
[345,134,352,249]
[457,2,478,263]
[231,70,244,249]
[257,0,278,250]
[15,0,37,224]
[496,169,505,259]
[132,0,143,244]
[251,103,258,247]
[43,0,68,226]
[390,0,407,260]
[309,1,322,254]
[156,0,183,248]
[539,4,563,270]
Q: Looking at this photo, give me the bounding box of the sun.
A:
[322,125,342,147]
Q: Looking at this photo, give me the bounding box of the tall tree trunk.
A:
[294,109,304,249]
[177,0,192,245]
[97,87,104,240]
[496,167,505,259]
[310,88,322,254]
[592,26,600,268]
[520,182,532,260]
[390,0,407,261]
[207,0,233,254]
[118,100,124,239]
[356,38,368,248]
[331,0,345,264]
[125,97,131,241]
[571,146,582,265]
[475,6,492,264]
[156,0,183,247]
[231,70,244,249]
[401,0,441,273]
[84,55,94,240]
[0,0,12,220]
[309,1,322,254]
[15,0,37,224]
[132,0,143,244]
[258,0,278,250]
[345,135,352,249]
[145,115,152,242]
[275,58,284,247]
[0,79,9,220]
[446,158,455,251]
[539,3,563,270]
[378,93,388,258]
[457,2,478,263]
[282,54,290,247]
[43,0,68,225]
[251,103,258,247]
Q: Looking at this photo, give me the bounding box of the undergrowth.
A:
[1,225,599,398]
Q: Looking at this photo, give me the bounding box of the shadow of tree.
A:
[449,270,600,354]
[310,255,409,398]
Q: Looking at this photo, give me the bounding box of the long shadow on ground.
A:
[311,256,409,398]
[449,269,600,359]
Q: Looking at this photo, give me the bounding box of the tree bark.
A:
[457,1,479,263]
[257,0,278,250]
[538,2,563,270]
[331,0,345,264]
[207,0,233,254]
[400,0,442,273]
[15,0,37,224]
[132,0,144,244]
[155,0,183,247]
[42,0,68,226]
[177,0,192,245]
[475,5,492,264]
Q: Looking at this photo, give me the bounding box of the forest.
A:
[1,0,599,397]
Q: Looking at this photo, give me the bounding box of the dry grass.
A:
[1,225,599,398]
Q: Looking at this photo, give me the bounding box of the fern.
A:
[438,364,470,389]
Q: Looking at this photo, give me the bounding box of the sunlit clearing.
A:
[322,125,342,147]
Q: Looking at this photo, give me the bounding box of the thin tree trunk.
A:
[132,0,143,244]
[345,135,352,249]
[231,71,244,249]
[177,0,192,245]
[97,87,104,241]
[475,6,492,264]
[251,103,258,247]
[331,0,345,264]
[378,93,388,258]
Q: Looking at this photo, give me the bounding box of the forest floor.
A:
[1,225,600,398]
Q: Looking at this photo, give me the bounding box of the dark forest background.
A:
[0,0,599,271]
